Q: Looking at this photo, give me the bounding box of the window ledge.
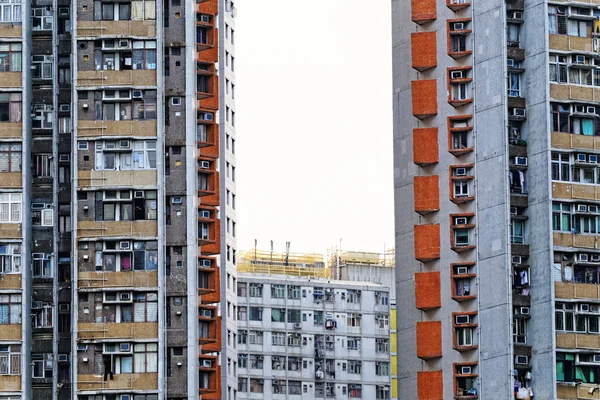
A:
[449,148,474,156]
[453,344,478,352]
[452,295,477,303]
[449,51,473,59]
[447,2,470,11]
[455,396,478,400]
[451,245,476,253]
[448,99,474,108]
[450,196,474,205]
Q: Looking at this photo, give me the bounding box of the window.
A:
[347,313,361,327]
[0,94,21,123]
[248,330,263,345]
[249,354,263,369]
[375,314,389,329]
[375,338,389,353]
[507,71,521,97]
[287,285,300,299]
[568,18,591,38]
[237,282,247,297]
[32,104,53,129]
[94,240,158,272]
[376,385,390,400]
[0,244,20,273]
[287,309,301,323]
[375,362,389,376]
[551,152,571,181]
[348,360,361,374]
[237,330,247,344]
[32,8,53,30]
[548,6,567,35]
[456,327,473,347]
[271,308,285,323]
[0,0,21,23]
[132,41,157,70]
[134,343,158,372]
[96,190,157,222]
[0,43,21,72]
[32,207,53,227]
[347,337,361,350]
[95,140,157,170]
[249,307,262,321]
[238,378,248,392]
[250,378,263,393]
[0,294,21,324]
[32,302,53,327]
[248,283,262,297]
[237,306,247,321]
[550,56,568,84]
[289,381,301,395]
[32,154,52,178]
[0,143,20,172]
[513,317,527,344]
[0,193,21,223]
[507,23,520,45]
[31,353,53,378]
[347,289,361,303]
[272,331,286,346]
[0,345,21,375]
[270,284,285,298]
[510,220,525,244]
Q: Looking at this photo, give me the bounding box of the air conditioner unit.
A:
[590,155,599,163]
[118,40,130,48]
[577,153,587,162]
[119,241,131,250]
[200,113,214,121]
[515,355,529,365]
[200,161,210,169]
[171,196,183,204]
[450,70,464,80]
[455,315,470,325]
[202,309,212,318]
[513,108,526,117]
[59,154,70,162]
[576,55,586,64]
[200,211,211,218]
[202,360,212,367]
[591,254,600,262]
[294,323,302,329]
[514,157,528,166]
[578,204,589,212]
[510,207,518,215]
[201,259,212,268]
[59,104,70,112]
[581,304,591,312]
[120,343,131,352]
[507,59,515,67]
[57,354,68,362]
[454,217,468,225]
[134,191,145,198]
[59,304,70,312]
[119,292,132,302]
[82,358,89,363]
[509,11,523,20]
[579,254,590,262]
[121,395,131,400]
[132,90,143,99]
[588,106,597,114]
[200,15,211,23]
[512,256,522,265]
[520,307,530,315]
[594,355,600,363]
[76,344,88,352]
[575,105,586,113]
[460,366,472,374]
[455,167,467,176]
[453,22,465,31]
[456,267,469,274]
[119,140,131,149]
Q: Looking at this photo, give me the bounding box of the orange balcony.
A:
[418,370,443,400]
[414,176,440,215]
[198,362,220,399]
[197,0,218,15]
[196,26,217,52]
[412,80,438,119]
[197,73,218,100]
[447,0,470,11]
[411,0,436,24]
[413,127,439,166]
[414,224,440,262]
[198,217,219,247]
[198,304,218,322]
[197,123,219,149]
[199,269,220,304]
[411,32,437,72]
[415,271,441,310]
[416,321,442,360]
[198,315,221,347]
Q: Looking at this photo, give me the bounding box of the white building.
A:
[235,274,392,400]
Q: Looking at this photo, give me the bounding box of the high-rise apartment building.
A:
[235,274,392,400]
[393,0,600,398]
[0,0,236,399]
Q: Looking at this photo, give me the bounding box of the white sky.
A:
[235,0,393,257]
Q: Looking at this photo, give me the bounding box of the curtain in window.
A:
[10,202,19,222]
[146,344,158,372]
[9,94,21,122]
[271,309,282,322]
[103,204,116,221]
[0,304,8,323]
[0,147,9,172]
[569,69,580,84]
[144,0,155,19]
[0,355,8,374]
[121,305,132,322]
[133,151,145,168]
[121,356,133,373]
[146,251,157,270]
[9,304,19,323]
[568,19,579,36]
[134,302,145,322]
[131,1,144,19]
[10,51,21,72]
[583,119,594,136]
[10,354,20,374]
[134,352,145,372]
[147,302,157,322]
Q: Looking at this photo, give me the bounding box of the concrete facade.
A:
[236,274,392,400]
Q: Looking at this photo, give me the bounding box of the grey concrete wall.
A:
[522,1,555,398]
